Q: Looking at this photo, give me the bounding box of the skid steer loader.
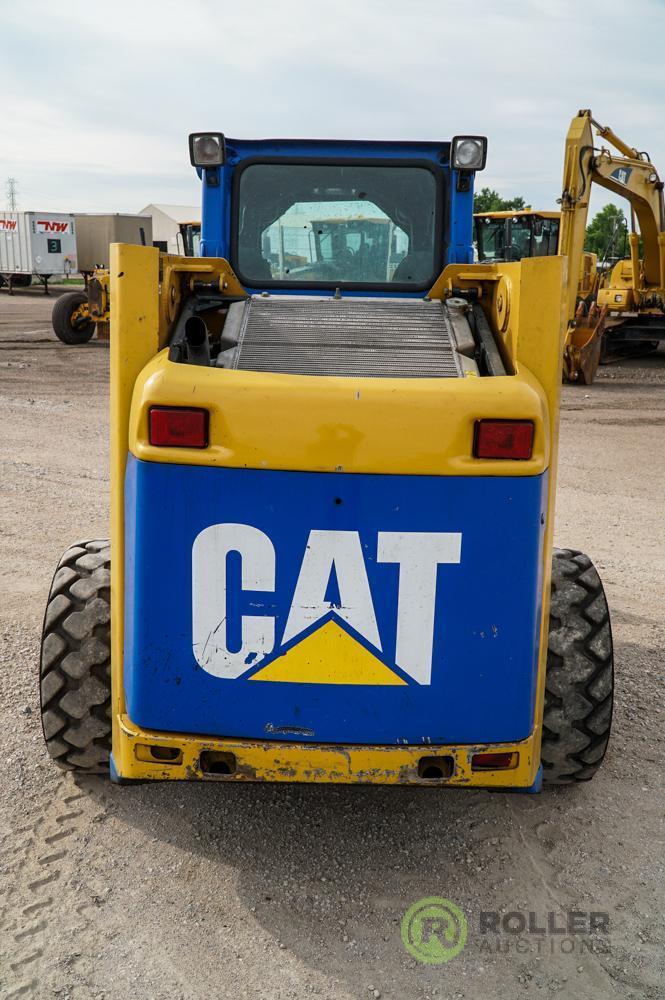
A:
[39,131,613,790]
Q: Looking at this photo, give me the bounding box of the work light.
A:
[189,132,226,167]
[451,136,487,171]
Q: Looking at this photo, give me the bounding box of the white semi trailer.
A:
[0,212,77,293]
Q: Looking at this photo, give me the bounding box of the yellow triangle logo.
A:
[249,620,407,685]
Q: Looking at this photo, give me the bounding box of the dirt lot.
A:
[0,288,663,1000]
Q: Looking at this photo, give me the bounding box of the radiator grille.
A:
[221,296,463,378]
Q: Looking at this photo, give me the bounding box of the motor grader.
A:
[39,130,613,791]
[51,217,201,345]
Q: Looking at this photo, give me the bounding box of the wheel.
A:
[40,540,112,772]
[541,549,613,784]
[52,291,95,344]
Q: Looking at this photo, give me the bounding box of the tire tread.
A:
[39,539,111,772]
[542,548,614,785]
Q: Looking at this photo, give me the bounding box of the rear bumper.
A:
[111,713,542,790]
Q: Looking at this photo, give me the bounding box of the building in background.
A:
[139,204,201,256]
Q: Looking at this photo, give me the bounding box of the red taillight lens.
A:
[474,420,534,460]
[471,752,518,771]
[149,407,208,448]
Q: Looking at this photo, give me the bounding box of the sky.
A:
[1,0,663,222]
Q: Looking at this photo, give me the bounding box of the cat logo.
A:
[192,524,462,686]
[610,166,632,186]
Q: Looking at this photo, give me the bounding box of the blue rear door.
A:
[124,458,546,745]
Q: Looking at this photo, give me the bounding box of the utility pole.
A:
[6,177,18,212]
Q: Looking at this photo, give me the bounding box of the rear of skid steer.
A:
[39,247,614,790]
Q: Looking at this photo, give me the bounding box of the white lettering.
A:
[377,532,462,684]
[192,523,275,678]
[282,530,381,649]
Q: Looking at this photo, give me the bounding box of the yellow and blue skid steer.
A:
[39,132,613,791]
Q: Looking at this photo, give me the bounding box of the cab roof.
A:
[474,210,560,220]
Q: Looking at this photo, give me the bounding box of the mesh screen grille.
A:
[226,297,463,378]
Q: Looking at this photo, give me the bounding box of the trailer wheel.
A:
[40,540,112,772]
[541,549,613,784]
[52,291,95,344]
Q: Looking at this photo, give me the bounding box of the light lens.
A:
[189,133,225,167]
[452,136,487,171]
[474,420,534,460]
[472,752,518,770]
[149,406,208,448]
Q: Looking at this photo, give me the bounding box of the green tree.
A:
[584,204,628,259]
[473,187,527,213]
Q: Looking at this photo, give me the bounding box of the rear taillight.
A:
[474,420,534,460]
[471,751,518,771]
[149,406,208,448]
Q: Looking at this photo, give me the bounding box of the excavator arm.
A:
[558,110,665,383]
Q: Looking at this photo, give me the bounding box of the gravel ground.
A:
[0,288,663,1000]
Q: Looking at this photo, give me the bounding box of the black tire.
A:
[40,540,112,772]
[52,291,95,345]
[541,548,614,784]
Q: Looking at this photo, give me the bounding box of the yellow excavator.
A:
[475,113,665,384]
[559,110,665,383]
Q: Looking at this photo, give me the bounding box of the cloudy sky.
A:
[1,0,663,219]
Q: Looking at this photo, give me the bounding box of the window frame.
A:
[230,156,445,292]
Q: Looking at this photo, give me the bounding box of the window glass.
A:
[236,163,438,286]
[476,217,507,262]
[510,218,533,260]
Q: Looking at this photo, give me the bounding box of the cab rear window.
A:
[235,162,440,289]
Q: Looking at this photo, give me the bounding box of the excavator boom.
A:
[559,110,665,383]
